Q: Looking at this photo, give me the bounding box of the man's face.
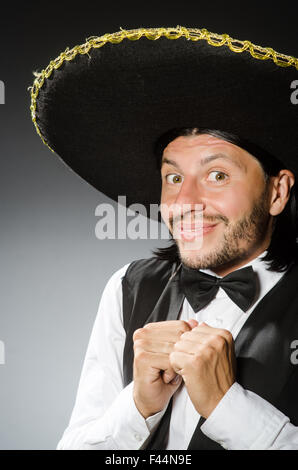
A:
[160,134,273,270]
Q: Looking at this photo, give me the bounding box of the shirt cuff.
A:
[84,381,165,450]
[145,407,167,433]
[200,382,290,450]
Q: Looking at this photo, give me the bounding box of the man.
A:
[30,27,298,449]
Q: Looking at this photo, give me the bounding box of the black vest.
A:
[121,257,298,450]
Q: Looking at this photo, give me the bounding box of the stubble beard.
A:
[172,183,271,270]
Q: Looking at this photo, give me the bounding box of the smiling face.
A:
[160,134,275,274]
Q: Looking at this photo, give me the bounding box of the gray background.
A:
[0,1,297,449]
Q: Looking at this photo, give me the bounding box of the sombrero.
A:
[30,26,298,218]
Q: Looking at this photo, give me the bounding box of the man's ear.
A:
[269,170,295,216]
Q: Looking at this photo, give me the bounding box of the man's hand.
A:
[170,321,236,419]
[133,320,192,419]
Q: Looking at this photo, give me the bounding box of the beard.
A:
[171,182,271,270]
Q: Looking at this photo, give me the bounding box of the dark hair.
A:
[152,127,298,272]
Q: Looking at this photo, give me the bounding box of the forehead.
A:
[164,134,233,151]
[162,134,262,170]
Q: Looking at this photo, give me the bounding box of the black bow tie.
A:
[180,265,258,313]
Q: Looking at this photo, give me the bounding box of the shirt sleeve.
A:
[200,382,298,450]
[56,263,164,450]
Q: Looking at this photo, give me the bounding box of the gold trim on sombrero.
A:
[29,26,298,153]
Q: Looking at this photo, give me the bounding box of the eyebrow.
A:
[161,153,247,173]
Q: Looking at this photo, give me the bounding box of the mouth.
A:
[174,222,218,241]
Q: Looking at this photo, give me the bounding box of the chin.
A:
[177,244,211,269]
[180,256,205,270]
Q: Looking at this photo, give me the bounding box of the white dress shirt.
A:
[57,251,298,450]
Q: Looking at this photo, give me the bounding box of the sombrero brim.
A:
[30,27,298,219]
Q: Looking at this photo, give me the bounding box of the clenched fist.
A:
[170,320,236,419]
[132,320,192,419]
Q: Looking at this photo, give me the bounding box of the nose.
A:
[168,177,206,227]
[174,176,206,213]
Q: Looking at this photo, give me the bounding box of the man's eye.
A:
[207,171,228,182]
[166,174,183,184]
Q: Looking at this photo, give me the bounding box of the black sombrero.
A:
[30,26,298,216]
